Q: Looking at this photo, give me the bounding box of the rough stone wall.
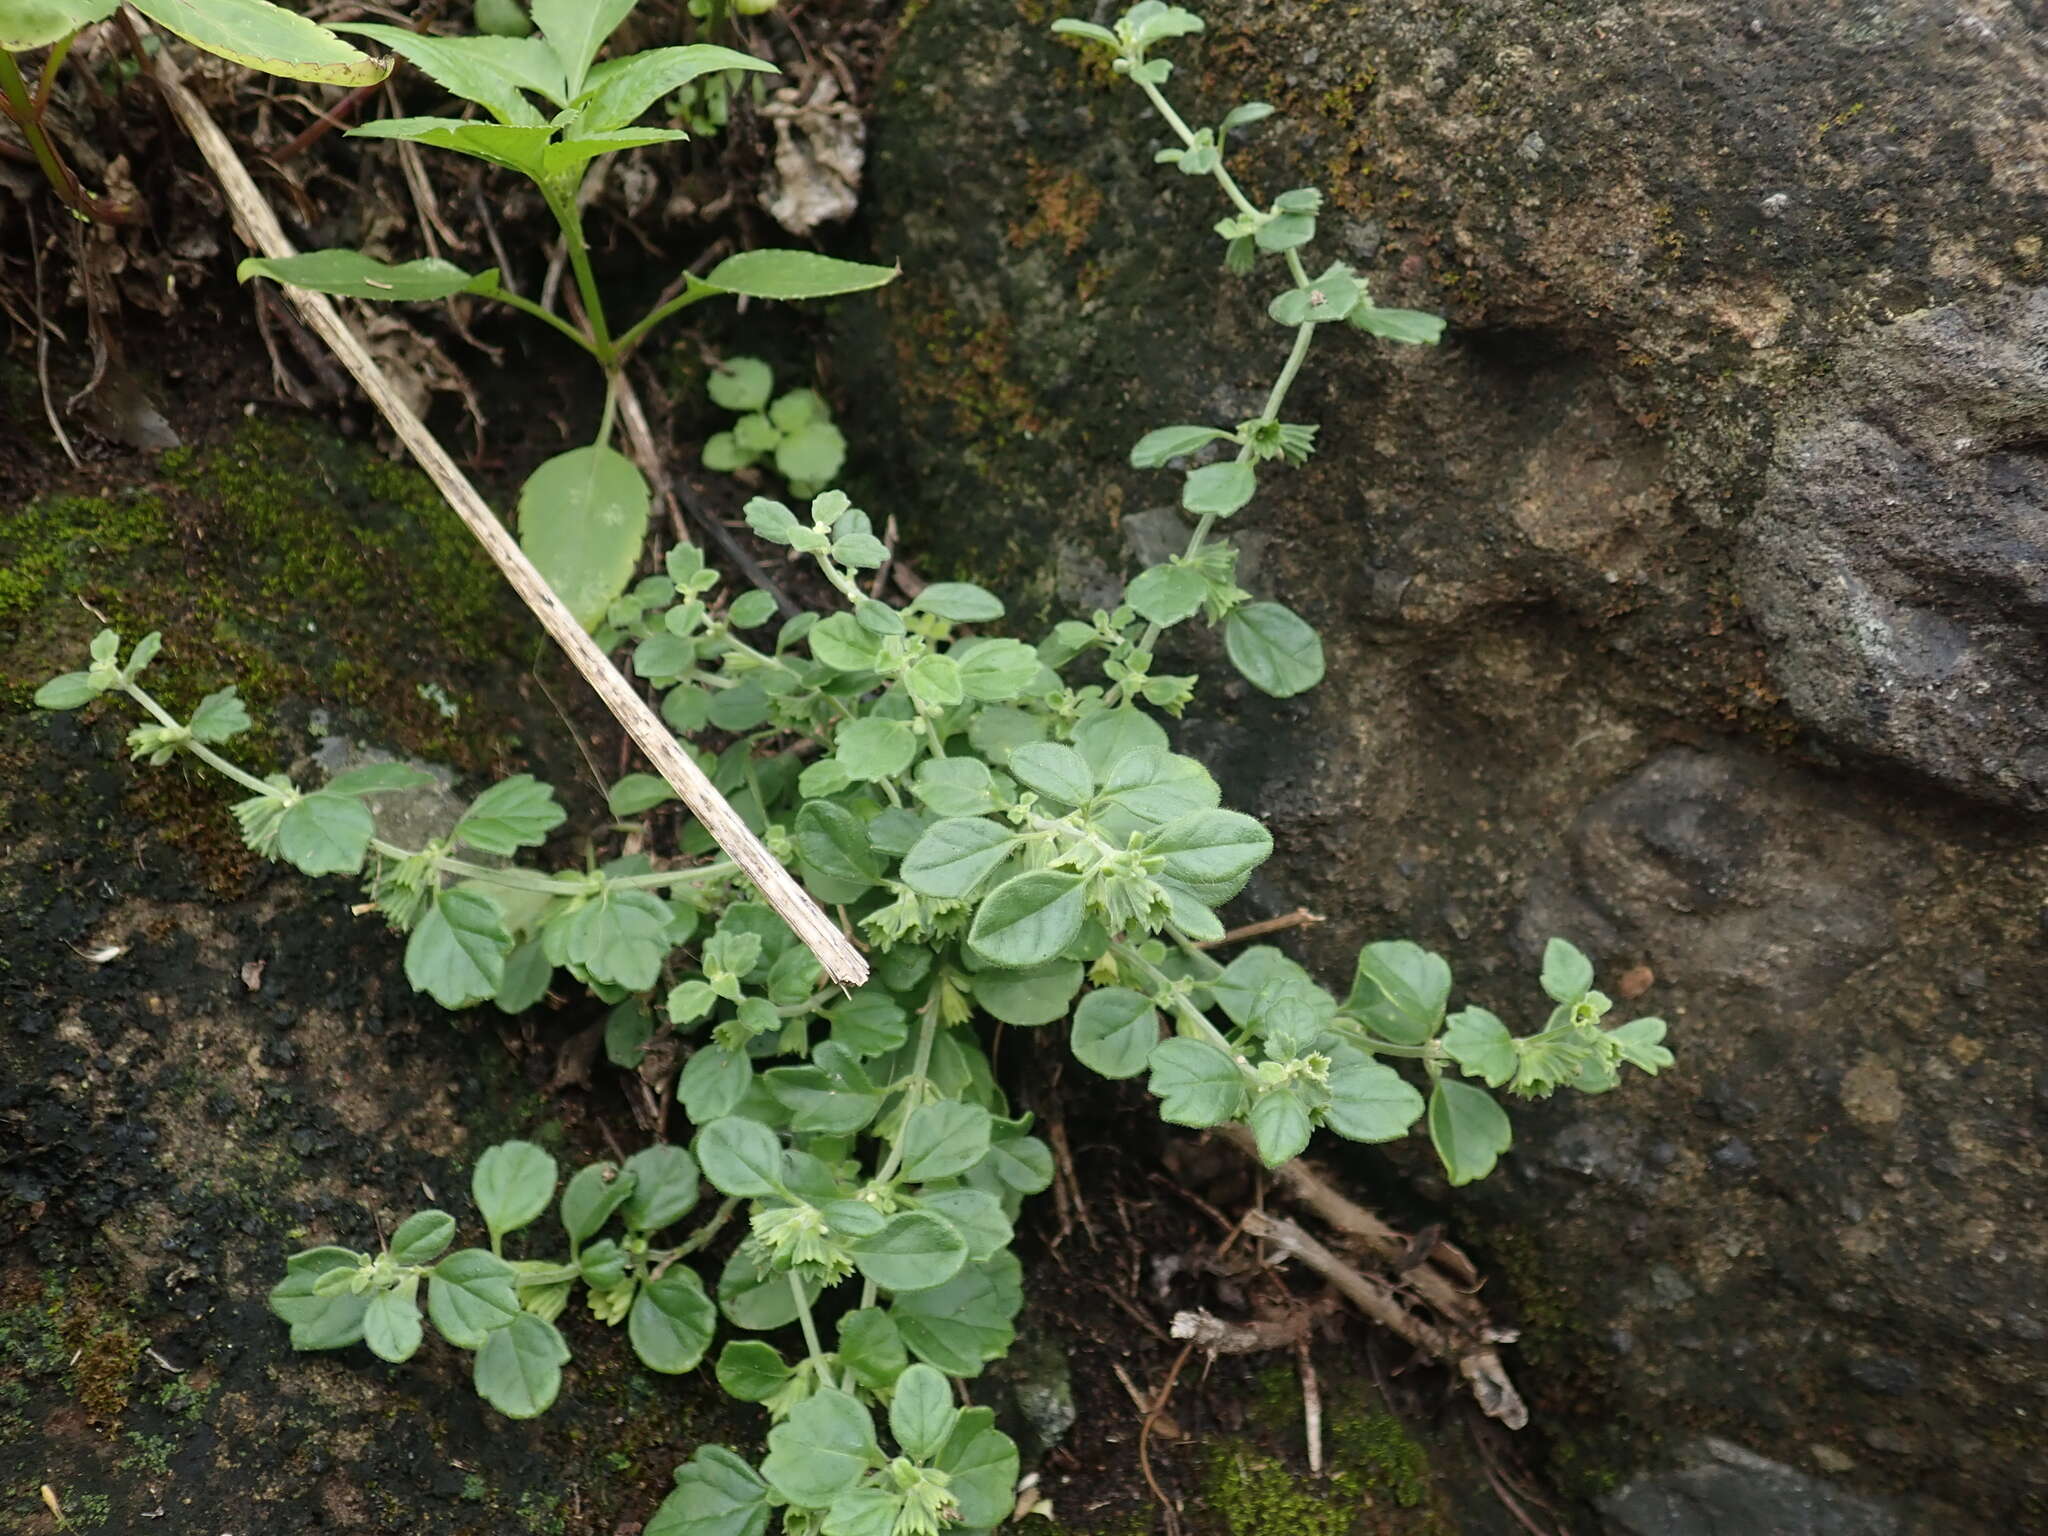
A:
[838,1,2048,1528]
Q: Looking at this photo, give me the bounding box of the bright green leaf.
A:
[405,888,513,1008]
[630,1266,716,1373]
[518,445,651,632]
[276,791,374,876]
[473,1310,568,1418]
[1347,939,1451,1046]
[704,249,898,301]
[967,871,1086,968]
[135,0,390,87]
[1147,1038,1246,1127]
[762,1389,878,1506]
[1071,988,1160,1079]
[1428,1078,1513,1185]
[852,1211,968,1294]
[1224,601,1324,697]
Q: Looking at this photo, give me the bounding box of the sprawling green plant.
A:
[232,0,895,632]
[0,0,389,221]
[702,354,850,496]
[33,7,1672,1533]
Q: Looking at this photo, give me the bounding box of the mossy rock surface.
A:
[839,2,2048,1530]
[0,412,748,1534]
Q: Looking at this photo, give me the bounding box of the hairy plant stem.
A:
[1100,74,1324,706]
[848,983,949,1332]
[790,1272,829,1370]
[122,680,738,899]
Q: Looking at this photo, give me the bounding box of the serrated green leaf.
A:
[889,1364,959,1461]
[1007,741,1094,807]
[833,718,917,782]
[1182,459,1257,517]
[899,1100,992,1182]
[934,1409,1020,1530]
[239,249,502,302]
[1131,424,1231,469]
[888,1253,1021,1377]
[970,959,1082,1027]
[911,582,1005,622]
[390,1209,456,1265]
[405,888,513,1008]
[1099,747,1219,827]
[565,889,675,990]
[764,1388,878,1505]
[899,817,1014,900]
[577,43,773,132]
[619,1144,700,1233]
[33,672,101,710]
[560,1161,636,1243]
[269,1247,369,1350]
[694,1117,786,1199]
[333,24,552,119]
[473,1310,567,1418]
[276,791,374,876]
[852,1211,968,1294]
[705,250,898,301]
[1540,937,1595,1004]
[1073,708,1168,778]
[456,774,565,855]
[1322,1046,1427,1142]
[1071,988,1160,1079]
[1442,1007,1517,1087]
[1224,601,1325,697]
[1125,562,1210,626]
[427,1247,522,1349]
[1247,1088,1313,1165]
[531,0,634,97]
[608,773,675,816]
[1350,306,1447,345]
[915,1189,1012,1263]
[631,1266,716,1373]
[1145,808,1272,888]
[1147,1038,1246,1127]
[968,871,1086,968]
[679,1042,754,1122]
[1608,1016,1674,1075]
[349,116,553,176]
[646,1445,771,1536]
[325,762,436,795]
[135,0,390,87]
[363,1281,424,1363]
[1346,940,1451,1046]
[776,421,847,485]
[954,638,1042,702]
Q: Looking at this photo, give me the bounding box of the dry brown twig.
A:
[1214,1125,1524,1426]
[1193,905,1326,949]
[145,25,869,988]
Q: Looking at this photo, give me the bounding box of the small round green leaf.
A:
[472,1141,558,1242]
[630,1266,717,1373]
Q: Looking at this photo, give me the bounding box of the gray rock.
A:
[1516,748,1902,1009]
[843,0,2048,1526]
[1742,289,2048,809]
[1602,1439,1904,1536]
